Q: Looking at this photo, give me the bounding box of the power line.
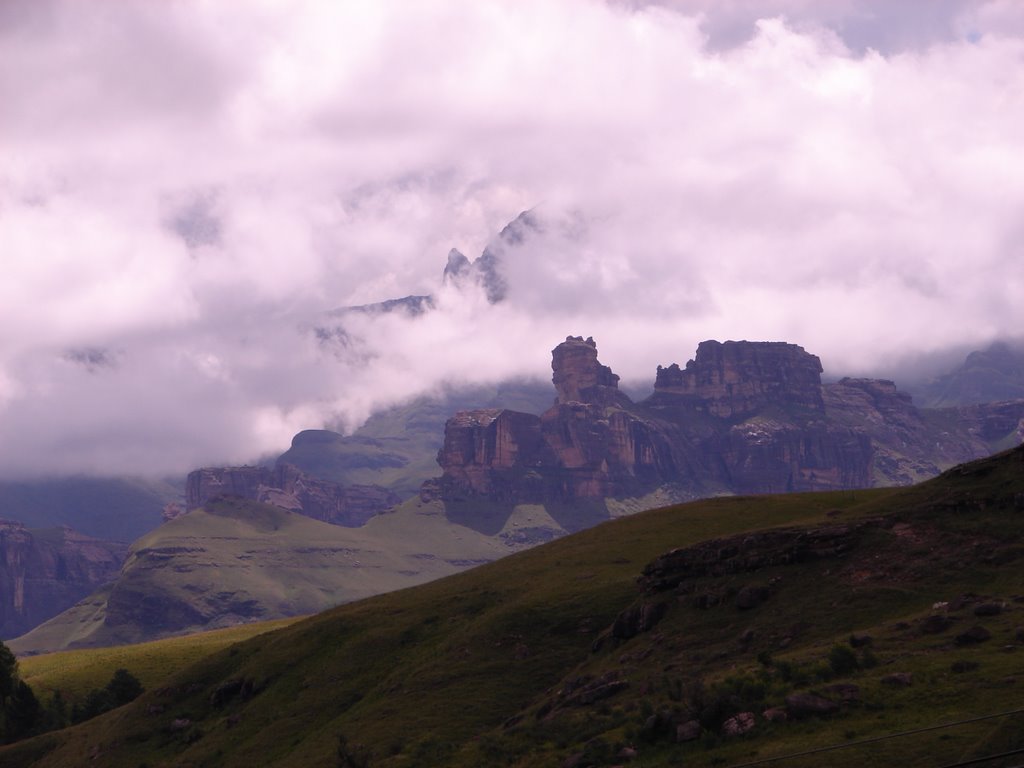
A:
[935,747,1024,768]
[724,706,1024,768]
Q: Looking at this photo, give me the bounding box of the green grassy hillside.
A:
[5,447,1024,767]
[10,496,515,654]
[19,619,297,700]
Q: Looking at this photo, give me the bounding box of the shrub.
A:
[828,644,860,676]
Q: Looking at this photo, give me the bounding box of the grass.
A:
[19,618,299,700]
[4,447,1023,767]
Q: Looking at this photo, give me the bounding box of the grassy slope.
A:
[19,619,298,700]
[10,496,513,654]
[7,447,1023,768]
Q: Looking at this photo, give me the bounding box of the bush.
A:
[828,644,860,676]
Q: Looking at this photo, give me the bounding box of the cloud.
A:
[1,0,1023,476]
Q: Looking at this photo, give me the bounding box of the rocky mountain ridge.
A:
[429,336,1024,510]
[185,463,400,527]
[0,520,126,639]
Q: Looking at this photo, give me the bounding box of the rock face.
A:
[654,340,824,417]
[431,337,1024,510]
[552,336,623,405]
[186,464,400,527]
[0,520,126,639]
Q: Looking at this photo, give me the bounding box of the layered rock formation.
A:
[0,521,126,638]
[653,340,825,417]
[431,337,1024,510]
[186,464,400,527]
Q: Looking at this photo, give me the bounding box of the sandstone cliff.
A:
[431,337,1024,513]
[0,520,126,639]
[186,464,400,527]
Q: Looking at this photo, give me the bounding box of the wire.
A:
[935,747,1024,768]
[724,706,1024,768]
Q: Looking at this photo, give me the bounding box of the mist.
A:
[2,0,1023,476]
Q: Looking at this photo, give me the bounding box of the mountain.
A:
[23,336,1021,651]
[184,464,402,527]
[0,475,181,541]
[913,340,1024,407]
[6,446,1024,767]
[8,494,516,654]
[430,336,1024,515]
[276,379,554,498]
[0,521,126,640]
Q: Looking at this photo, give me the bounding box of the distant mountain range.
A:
[910,340,1024,407]
[12,334,1024,651]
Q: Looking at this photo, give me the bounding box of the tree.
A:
[0,639,41,743]
[106,668,144,706]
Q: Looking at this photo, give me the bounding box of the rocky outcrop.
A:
[431,337,1024,511]
[0,520,126,639]
[638,523,872,594]
[433,337,875,507]
[552,336,624,405]
[654,340,825,418]
[186,464,400,527]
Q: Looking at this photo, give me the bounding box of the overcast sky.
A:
[2,0,1023,477]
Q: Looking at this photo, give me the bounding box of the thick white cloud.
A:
[1,0,1023,476]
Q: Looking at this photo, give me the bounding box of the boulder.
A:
[675,720,702,742]
[881,673,913,687]
[921,614,954,634]
[823,683,861,702]
[735,585,770,610]
[785,693,840,719]
[974,602,1004,617]
[722,712,756,736]
[956,625,993,645]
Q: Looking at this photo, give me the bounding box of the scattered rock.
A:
[974,602,1004,617]
[921,614,954,634]
[676,720,702,742]
[722,712,756,736]
[955,625,993,645]
[849,633,873,648]
[735,585,770,610]
[168,718,192,732]
[763,707,788,723]
[881,673,913,687]
[617,746,638,761]
[696,593,721,610]
[823,683,861,702]
[739,628,755,645]
[612,601,667,640]
[785,693,839,719]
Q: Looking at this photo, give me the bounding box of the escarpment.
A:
[431,336,1024,508]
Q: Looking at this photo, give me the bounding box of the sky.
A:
[2,0,1023,478]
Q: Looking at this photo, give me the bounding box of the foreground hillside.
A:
[4,447,1024,767]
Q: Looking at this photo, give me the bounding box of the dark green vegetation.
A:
[0,638,146,748]
[3,446,1023,767]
